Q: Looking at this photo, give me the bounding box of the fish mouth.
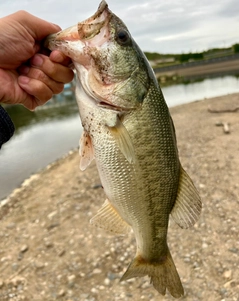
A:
[77,0,110,44]
[45,1,136,114]
[45,1,111,49]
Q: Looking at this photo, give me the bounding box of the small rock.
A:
[47,223,59,230]
[34,261,44,269]
[91,287,98,294]
[47,211,57,220]
[68,274,76,282]
[99,285,105,290]
[92,184,103,189]
[57,275,62,281]
[6,223,16,229]
[92,268,102,275]
[57,248,65,257]
[20,244,29,253]
[67,274,76,288]
[0,279,4,288]
[229,248,239,254]
[223,270,232,279]
[1,255,12,262]
[184,257,191,263]
[12,262,19,271]
[58,289,65,297]
[44,240,53,248]
[107,272,118,280]
[224,280,236,288]
[104,278,110,286]
[80,294,89,300]
[18,252,24,261]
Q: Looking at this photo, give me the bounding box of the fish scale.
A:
[45,1,201,298]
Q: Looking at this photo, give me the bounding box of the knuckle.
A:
[45,61,58,77]
[53,83,64,94]
[37,70,49,83]
[34,83,53,102]
[29,68,48,83]
[41,90,53,103]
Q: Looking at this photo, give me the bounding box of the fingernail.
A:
[31,55,43,67]
[52,23,61,31]
[18,76,30,84]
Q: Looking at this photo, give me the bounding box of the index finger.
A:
[49,50,73,67]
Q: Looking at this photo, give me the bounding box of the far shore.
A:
[155,57,239,79]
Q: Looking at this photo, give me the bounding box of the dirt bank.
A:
[0,93,239,301]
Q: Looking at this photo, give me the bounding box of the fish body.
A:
[45,1,201,298]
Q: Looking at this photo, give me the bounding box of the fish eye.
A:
[116,29,131,46]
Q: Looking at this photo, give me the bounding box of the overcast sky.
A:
[0,0,238,54]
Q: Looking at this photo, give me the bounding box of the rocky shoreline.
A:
[0,93,239,301]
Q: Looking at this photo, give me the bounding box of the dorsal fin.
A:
[171,166,201,229]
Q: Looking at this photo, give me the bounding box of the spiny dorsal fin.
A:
[79,130,94,171]
[107,118,136,164]
[171,166,201,229]
[90,199,131,235]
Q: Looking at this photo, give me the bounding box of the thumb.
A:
[14,11,61,40]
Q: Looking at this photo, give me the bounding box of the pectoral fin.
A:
[79,130,94,171]
[107,118,136,164]
[90,199,131,235]
[171,166,201,229]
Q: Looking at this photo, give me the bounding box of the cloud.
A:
[0,0,238,53]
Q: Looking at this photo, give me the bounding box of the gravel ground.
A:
[0,93,238,301]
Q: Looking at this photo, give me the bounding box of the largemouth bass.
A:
[45,1,201,298]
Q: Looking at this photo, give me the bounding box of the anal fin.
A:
[90,199,131,235]
[171,166,201,229]
[79,130,94,171]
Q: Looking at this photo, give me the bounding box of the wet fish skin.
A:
[45,1,201,298]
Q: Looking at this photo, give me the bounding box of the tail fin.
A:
[120,248,184,298]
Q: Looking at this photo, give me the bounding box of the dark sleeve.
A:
[0,105,15,149]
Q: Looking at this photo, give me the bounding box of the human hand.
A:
[0,11,74,110]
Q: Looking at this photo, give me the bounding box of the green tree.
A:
[233,44,239,53]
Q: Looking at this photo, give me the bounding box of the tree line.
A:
[145,43,239,63]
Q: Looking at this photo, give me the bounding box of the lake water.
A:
[1,75,239,200]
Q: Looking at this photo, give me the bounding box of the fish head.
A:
[45,0,152,111]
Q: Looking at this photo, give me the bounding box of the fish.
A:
[45,1,201,298]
